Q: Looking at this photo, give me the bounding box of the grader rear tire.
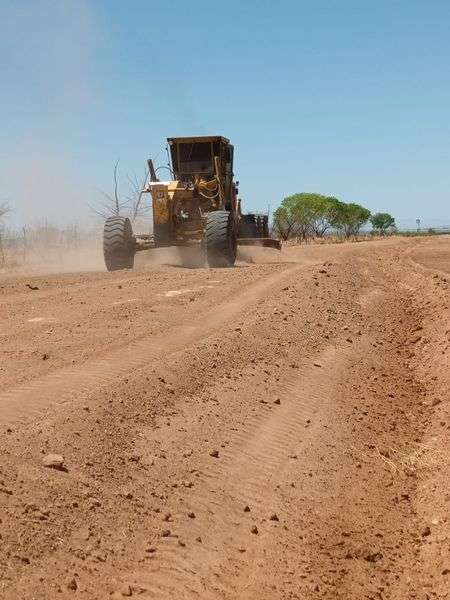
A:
[206,211,237,268]
[103,216,135,271]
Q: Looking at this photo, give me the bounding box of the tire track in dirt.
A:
[0,265,301,426]
[128,345,353,599]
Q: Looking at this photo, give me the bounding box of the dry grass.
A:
[0,224,102,274]
[283,234,377,246]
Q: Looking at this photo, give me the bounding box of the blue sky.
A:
[1,0,450,228]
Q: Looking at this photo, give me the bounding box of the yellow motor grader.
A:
[103,136,280,270]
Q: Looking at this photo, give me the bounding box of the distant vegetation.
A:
[370,212,396,234]
[273,193,396,242]
[396,228,450,237]
[0,221,99,271]
[0,202,12,267]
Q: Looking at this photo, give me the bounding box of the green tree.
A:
[370,212,395,235]
[273,203,300,241]
[331,202,371,238]
[273,193,343,241]
[273,194,316,241]
[273,194,372,241]
[298,193,340,237]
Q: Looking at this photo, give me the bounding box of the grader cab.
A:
[103,136,280,270]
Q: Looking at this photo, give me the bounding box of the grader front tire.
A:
[103,216,135,271]
[206,211,237,268]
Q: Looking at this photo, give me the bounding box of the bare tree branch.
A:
[113,160,120,216]
[127,170,149,222]
[0,201,11,220]
[91,161,150,222]
[91,161,129,219]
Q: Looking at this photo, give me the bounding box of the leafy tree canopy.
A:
[273,193,371,240]
[273,193,342,240]
[330,202,371,238]
[370,212,395,234]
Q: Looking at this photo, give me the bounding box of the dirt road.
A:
[0,236,448,599]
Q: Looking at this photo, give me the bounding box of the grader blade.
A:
[237,237,282,250]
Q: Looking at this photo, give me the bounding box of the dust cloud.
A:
[135,247,207,270]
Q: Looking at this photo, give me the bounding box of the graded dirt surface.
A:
[0,236,448,599]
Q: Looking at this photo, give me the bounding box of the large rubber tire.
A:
[103,216,135,271]
[206,210,237,268]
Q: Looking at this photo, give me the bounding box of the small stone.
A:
[42,454,65,471]
[195,536,202,543]
[364,551,382,563]
[238,547,246,553]
[187,511,196,519]
[66,578,77,591]
[161,529,171,537]
[274,399,281,405]
[146,546,157,554]
[244,505,251,512]
[119,584,132,597]
[421,526,431,537]
[178,540,186,547]
[313,362,322,368]
[269,513,279,521]
[209,449,219,458]
[250,525,258,535]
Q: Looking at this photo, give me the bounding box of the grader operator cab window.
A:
[176,140,222,175]
[178,142,212,174]
[225,145,233,174]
